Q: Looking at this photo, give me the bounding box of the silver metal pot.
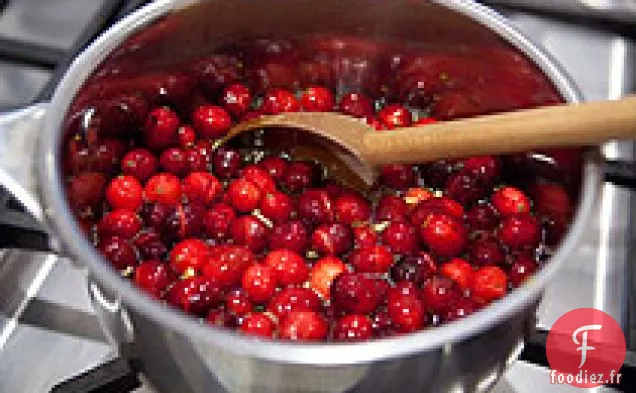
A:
[0,1,606,392]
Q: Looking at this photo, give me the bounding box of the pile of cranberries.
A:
[63,34,576,342]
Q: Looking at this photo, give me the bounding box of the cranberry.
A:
[98,209,142,239]
[280,311,328,341]
[212,148,242,179]
[491,186,531,217]
[140,202,172,232]
[192,105,232,139]
[387,293,425,333]
[267,287,322,320]
[410,197,465,225]
[264,249,309,286]
[98,236,137,270]
[241,312,275,338]
[182,172,221,205]
[391,251,437,284]
[241,264,277,303]
[379,164,414,189]
[231,216,269,253]
[169,238,209,274]
[499,214,541,249]
[203,245,255,288]
[203,203,236,240]
[323,181,348,199]
[159,148,187,176]
[177,125,196,148]
[227,178,262,212]
[297,189,334,225]
[66,172,106,211]
[382,222,418,255]
[144,173,182,206]
[105,175,143,211]
[268,220,309,253]
[528,183,572,222]
[225,288,254,316]
[121,149,158,182]
[309,256,346,300]
[221,84,252,117]
[404,187,433,206]
[241,165,276,193]
[414,117,437,125]
[334,193,371,224]
[166,277,223,316]
[352,225,378,249]
[259,191,293,223]
[377,104,412,129]
[207,308,235,328]
[371,310,394,337]
[144,107,180,151]
[462,156,500,185]
[364,116,386,131]
[440,258,473,290]
[261,89,300,114]
[92,138,125,173]
[444,172,485,206]
[471,266,508,303]
[134,261,173,298]
[419,213,467,257]
[508,253,538,287]
[349,245,394,273]
[466,203,499,230]
[338,92,374,118]
[183,147,208,172]
[133,230,168,260]
[311,223,353,256]
[469,236,505,266]
[333,315,373,341]
[258,156,288,181]
[300,86,334,112]
[441,297,477,323]
[162,202,205,240]
[331,272,387,314]
[421,276,462,314]
[281,161,317,192]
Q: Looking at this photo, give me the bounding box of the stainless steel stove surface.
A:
[0,2,634,393]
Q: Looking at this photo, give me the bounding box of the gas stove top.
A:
[0,1,634,392]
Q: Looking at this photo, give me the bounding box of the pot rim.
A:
[37,0,601,365]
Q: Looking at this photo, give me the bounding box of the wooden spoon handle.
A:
[362,95,636,165]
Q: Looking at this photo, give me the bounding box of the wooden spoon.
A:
[219,95,636,189]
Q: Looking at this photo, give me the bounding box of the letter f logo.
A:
[572,325,602,368]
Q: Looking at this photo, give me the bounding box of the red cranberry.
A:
[159,148,187,176]
[133,230,168,260]
[410,197,465,225]
[333,315,373,341]
[499,214,541,249]
[92,138,125,173]
[390,251,437,284]
[508,253,538,287]
[282,161,317,193]
[166,277,223,316]
[144,173,182,206]
[183,147,208,172]
[106,175,143,211]
[192,105,231,139]
[134,261,173,298]
[491,186,531,217]
[212,148,242,179]
[203,245,255,288]
[268,220,309,254]
[258,156,288,181]
[338,92,374,118]
[241,312,275,338]
[297,189,334,225]
[311,223,353,256]
[528,183,572,222]
[140,202,171,232]
[379,164,414,189]
[323,181,348,199]
[280,311,328,341]
[227,178,262,213]
[371,310,394,337]
[144,107,180,151]
[440,258,473,290]
[349,245,394,273]
[469,236,505,266]
[203,203,236,240]
[221,84,252,117]
[404,187,434,206]
[462,156,500,185]
[414,117,437,125]
[162,202,205,240]
[310,256,346,300]
[377,104,412,129]
[441,297,477,323]
[121,149,158,182]
[182,172,221,205]
[231,216,270,253]
[261,89,300,114]
[259,191,293,223]
[177,125,196,148]
[98,236,137,270]
[242,264,277,303]
[169,238,209,274]
[376,195,408,223]
[207,308,236,328]
[387,293,425,333]
[382,222,418,255]
[241,165,276,193]
[471,266,508,303]
[419,213,467,257]
[466,203,499,230]
[444,172,485,206]
[225,288,254,316]
[421,276,462,314]
[264,249,309,287]
[364,116,386,131]
[300,86,334,112]
[66,172,106,211]
[98,209,142,239]
[331,272,387,314]
[352,225,378,249]
[334,193,371,224]
[267,287,322,320]
[387,281,420,300]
